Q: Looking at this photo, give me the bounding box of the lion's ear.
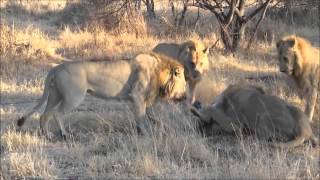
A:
[203,47,210,55]
[255,86,266,94]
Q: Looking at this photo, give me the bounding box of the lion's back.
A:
[152,43,181,61]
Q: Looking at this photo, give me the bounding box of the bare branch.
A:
[194,0,225,22]
[96,1,129,17]
[246,0,271,49]
[178,0,189,26]
[231,0,245,22]
[244,0,272,22]
[191,0,275,53]
[225,0,237,26]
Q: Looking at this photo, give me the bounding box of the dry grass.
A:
[0,1,319,179]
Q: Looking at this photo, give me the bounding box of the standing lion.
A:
[153,39,210,107]
[276,35,319,121]
[17,53,187,138]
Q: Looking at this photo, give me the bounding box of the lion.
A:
[276,35,320,121]
[191,84,319,148]
[153,39,210,107]
[16,53,187,138]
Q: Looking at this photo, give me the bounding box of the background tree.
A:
[170,0,190,27]
[145,0,156,18]
[191,0,273,53]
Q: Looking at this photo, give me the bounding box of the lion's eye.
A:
[189,46,196,51]
[174,69,180,76]
[200,62,203,66]
[189,61,195,68]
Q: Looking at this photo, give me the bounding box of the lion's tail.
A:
[17,69,55,127]
[273,136,307,149]
[273,134,319,149]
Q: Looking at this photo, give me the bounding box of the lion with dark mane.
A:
[276,35,319,121]
[17,53,187,138]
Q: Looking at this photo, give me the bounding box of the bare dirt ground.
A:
[1,1,319,179]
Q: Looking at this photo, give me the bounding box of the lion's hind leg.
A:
[40,85,62,139]
[54,90,86,139]
[273,105,314,149]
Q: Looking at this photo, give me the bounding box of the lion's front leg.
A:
[187,80,199,108]
[131,95,152,135]
[134,100,151,135]
[305,88,318,122]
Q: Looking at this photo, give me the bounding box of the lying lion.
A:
[17,53,187,138]
[191,84,318,148]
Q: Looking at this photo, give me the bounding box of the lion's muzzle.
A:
[172,92,187,102]
[189,70,201,82]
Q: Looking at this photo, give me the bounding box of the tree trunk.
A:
[231,16,245,52]
[193,0,272,54]
[220,27,232,52]
[178,0,189,27]
[134,0,142,10]
[146,0,156,19]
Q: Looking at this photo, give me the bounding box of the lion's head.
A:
[276,35,304,76]
[179,40,210,81]
[157,54,187,101]
[191,105,213,123]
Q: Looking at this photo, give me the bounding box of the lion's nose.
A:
[173,93,186,101]
[192,100,202,110]
[192,71,201,80]
[180,92,187,100]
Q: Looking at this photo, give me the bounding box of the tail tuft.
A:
[17,117,26,127]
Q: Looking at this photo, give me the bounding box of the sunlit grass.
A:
[0,0,319,179]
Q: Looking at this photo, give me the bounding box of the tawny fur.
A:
[276,35,320,121]
[153,39,210,106]
[191,84,318,149]
[17,53,187,138]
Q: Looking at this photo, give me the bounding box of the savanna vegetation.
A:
[0,0,319,179]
